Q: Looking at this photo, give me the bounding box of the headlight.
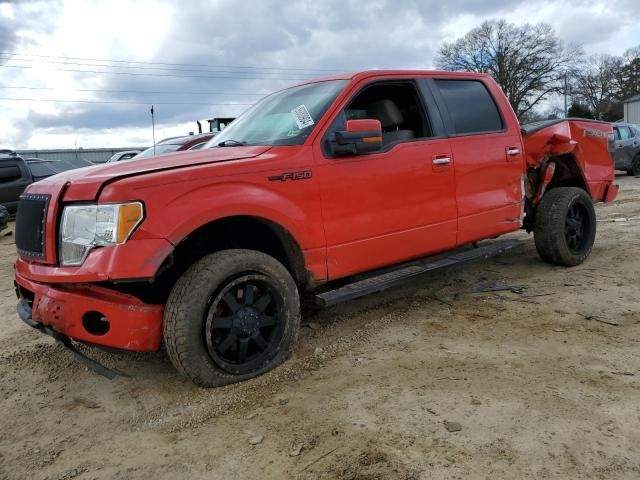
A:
[59,202,144,266]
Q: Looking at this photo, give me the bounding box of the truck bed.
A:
[521,118,615,202]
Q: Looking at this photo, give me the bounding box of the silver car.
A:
[613,123,640,176]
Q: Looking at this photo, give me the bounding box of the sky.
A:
[1,0,639,150]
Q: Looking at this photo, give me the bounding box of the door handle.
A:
[506,147,521,156]
[432,157,451,165]
[506,147,521,162]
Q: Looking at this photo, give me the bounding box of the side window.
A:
[435,80,503,135]
[619,126,632,140]
[323,82,432,155]
[616,125,631,140]
[0,165,22,183]
[614,127,621,140]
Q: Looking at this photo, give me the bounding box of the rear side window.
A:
[0,165,22,183]
[616,126,632,140]
[435,80,503,134]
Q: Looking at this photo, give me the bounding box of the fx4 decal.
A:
[268,170,312,182]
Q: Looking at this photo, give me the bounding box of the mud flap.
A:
[17,298,128,380]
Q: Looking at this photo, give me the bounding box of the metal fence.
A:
[624,100,640,125]
[16,147,148,164]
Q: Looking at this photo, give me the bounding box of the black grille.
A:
[15,194,50,258]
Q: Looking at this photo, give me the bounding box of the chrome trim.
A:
[432,157,451,165]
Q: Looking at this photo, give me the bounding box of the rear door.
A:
[429,78,524,244]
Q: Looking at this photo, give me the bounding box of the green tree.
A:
[619,46,640,100]
[567,102,594,119]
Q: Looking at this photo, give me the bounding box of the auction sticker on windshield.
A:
[291,104,314,129]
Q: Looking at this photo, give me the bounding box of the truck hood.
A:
[28,145,272,200]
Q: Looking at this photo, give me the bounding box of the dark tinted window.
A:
[0,165,21,183]
[435,80,503,134]
[28,162,59,180]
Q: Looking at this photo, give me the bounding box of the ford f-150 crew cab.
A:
[14,70,618,386]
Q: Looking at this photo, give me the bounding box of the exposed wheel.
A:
[629,156,640,177]
[534,187,596,266]
[163,249,300,387]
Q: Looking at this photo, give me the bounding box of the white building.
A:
[623,94,640,124]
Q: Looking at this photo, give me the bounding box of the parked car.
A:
[0,205,8,232]
[133,134,215,160]
[612,123,640,176]
[0,154,91,214]
[14,70,617,387]
[106,150,141,163]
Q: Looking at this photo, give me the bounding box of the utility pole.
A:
[150,105,156,155]
[564,74,569,118]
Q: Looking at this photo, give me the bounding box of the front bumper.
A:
[15,272,164,352]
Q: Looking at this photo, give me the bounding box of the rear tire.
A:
[163,249,300,387]
[534,187,596,266]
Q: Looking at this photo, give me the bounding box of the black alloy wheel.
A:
[205,274,284,375]
[564,202,590,254]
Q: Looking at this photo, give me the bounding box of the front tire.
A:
[163,249,300,387]
[534,187,596,266]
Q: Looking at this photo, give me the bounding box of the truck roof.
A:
[295,69,492,86]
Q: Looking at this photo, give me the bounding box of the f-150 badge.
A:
[268,171,312,182]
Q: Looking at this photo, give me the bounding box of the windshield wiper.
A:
[217,139,246,147]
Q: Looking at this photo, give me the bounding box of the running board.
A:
[315,239,523,307]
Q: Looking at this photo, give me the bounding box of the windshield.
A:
[134,143,182,159]
[205,79,348,148]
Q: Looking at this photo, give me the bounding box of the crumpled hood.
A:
[27,145,272,199]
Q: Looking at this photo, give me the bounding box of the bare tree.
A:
[573,54,622,120]
[436,20,582,118]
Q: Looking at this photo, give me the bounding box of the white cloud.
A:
[1,0,639,150]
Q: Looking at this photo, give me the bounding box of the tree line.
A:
[436,19,640,122]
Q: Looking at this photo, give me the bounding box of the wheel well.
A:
[105,216,308,304]
[524,154,590,232]
[546,154,589,193]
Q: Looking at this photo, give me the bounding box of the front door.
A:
[314,80,458,280]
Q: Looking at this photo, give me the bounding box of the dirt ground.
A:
[0,177,639,480]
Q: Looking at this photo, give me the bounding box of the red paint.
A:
[533,163,557,204]
[15,70,617,352]
[15,272,163,351]
[345,119,382,133]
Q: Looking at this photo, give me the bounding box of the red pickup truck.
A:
[14,70,617,386]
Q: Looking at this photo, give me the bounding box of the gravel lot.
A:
[1,176,639,480]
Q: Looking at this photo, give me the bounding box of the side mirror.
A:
[332,119,382,156]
